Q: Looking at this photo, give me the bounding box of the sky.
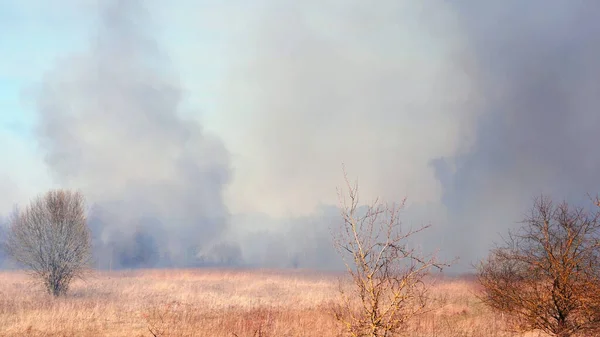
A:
[2,0,600,271]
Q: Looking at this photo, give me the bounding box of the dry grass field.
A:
[0,269,546,337]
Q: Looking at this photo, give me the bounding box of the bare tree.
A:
[5,190,92,296]
[477,196,600,337]
[332,170,447,337]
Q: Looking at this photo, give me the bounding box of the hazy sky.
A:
[2,0,599,270]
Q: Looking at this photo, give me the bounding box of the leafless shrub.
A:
[477,195,600,337]
[4,189,91,297]
[332,169,448,337]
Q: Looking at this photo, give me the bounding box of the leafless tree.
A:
[477,196,600,337]
[4,189,92,296]
[332,170,447,337]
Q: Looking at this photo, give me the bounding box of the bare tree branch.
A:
[332,168,449,337]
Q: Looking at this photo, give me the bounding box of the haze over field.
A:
[1,0,599,271]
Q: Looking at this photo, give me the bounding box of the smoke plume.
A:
[34,0,231,268]
[0,216,7,268]
[220,0,600,270]
[433,1,600,265]
[218,0,473,217]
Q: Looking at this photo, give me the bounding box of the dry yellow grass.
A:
[0,269,546,337]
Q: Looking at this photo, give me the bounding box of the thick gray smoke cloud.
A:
[201,0,474,271]
[34,0,231,268]
[207,0,469,269]
[221,0,600,271]
[218,0,472,217]
[433,1,600,266]
[7,0,599,271]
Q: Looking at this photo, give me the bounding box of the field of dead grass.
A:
[0,269,544,337]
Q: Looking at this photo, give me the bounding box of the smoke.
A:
[227,205,341,270]
[218,0,600,270]
[0,216,6,267]
[218,0,474,217]
[205,0,471,269]
[0,179,18,216]
[432,1,600,266]
[34,0,231,268]
[8,0,598,271]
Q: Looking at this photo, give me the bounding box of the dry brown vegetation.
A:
[477,196,600,337]
[0,268,549,337]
